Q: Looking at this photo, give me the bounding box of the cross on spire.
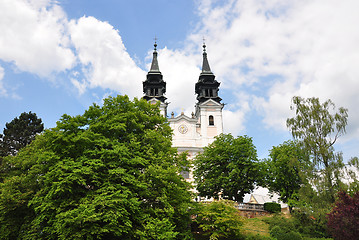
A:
[154,36,158,50]
[202,37,206,52]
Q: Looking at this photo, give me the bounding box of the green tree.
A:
[263,140,309,212]
[195,200,243,240]
[0,111,44,157]
[194,134,258,202]
[286,96,348,203]
[0,95,192,240]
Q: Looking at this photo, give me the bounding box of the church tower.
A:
[194,43,224,145]
[142,41,224,182]
[168,42,223,163]
[143,42,168,116]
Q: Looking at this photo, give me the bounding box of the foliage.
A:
[291,210,329,238]
[0,111,43,157]
[264,202,281,213]
[263,140,309,211]
[195,200,243,240]
[286,96,348,203]
[264,214,329,240]
[345,157,359,193]
[270,226,303,240]
[0,95,193,240]
[194,134,258,202]
[327,191,359,240]
[244,234,274,240]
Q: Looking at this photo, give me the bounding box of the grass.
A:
[241,215,271,237]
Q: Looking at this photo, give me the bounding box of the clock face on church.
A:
[178,124,188,134]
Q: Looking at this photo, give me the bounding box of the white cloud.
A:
[68,16,145,98]
[223,92,251,135]
[0,0,76,77]
[155,47,200,115]
[189,0,359,141]
[0,66,7,97]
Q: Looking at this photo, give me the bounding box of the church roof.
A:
[201,43,213,75]
[149,42,160,73]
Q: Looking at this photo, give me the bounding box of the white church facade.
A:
[142,42,224,182]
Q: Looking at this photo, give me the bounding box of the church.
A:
[142,42,224,182]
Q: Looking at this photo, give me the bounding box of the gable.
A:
[198,98,224,108]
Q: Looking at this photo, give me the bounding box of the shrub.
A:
[264,202,281,213]
[195,200,243,240]
[327,191,359,240]
[270,226,303,240]
[245,233,275,240]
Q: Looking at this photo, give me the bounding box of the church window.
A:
[209,115,214,126]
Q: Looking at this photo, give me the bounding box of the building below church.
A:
[142,42,224,183]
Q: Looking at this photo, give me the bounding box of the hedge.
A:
[264,202,281,213]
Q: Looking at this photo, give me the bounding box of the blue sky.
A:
[0,0,358,160]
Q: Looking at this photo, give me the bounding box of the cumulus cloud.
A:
[0,1,147,99]
[188,0,359,141]
[0,0,75,76]
[68,16,145,98]
[154,47,201,115]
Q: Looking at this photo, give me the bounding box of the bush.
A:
[327,191,359,240]
[245,233,275,240]
[195,200,243,240]
[270,226,303,240]
[292,210,328,238]
[264,202,281,213]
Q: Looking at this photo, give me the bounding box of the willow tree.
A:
[286,96,348,203]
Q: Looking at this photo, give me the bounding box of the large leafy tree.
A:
[0,111,44,157]
[286,96,348,203]
[0,95,192,240]
[194,134,258,202]
[263,140,309,212]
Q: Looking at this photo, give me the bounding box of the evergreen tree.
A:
[0,111,44,157]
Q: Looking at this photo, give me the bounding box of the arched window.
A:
[209,115,214,126]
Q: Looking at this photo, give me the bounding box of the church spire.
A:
[195,43,222,104]
[201,43,212,74]
[149,41,160,72]
[143,40,167,103]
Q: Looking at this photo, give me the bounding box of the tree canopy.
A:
[263,140,309,212]
[0,95,192,240]
[194,134,258,202]
[0,111,44,157]
[286,96,348,203]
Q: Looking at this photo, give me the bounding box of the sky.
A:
[0,0,358,161]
